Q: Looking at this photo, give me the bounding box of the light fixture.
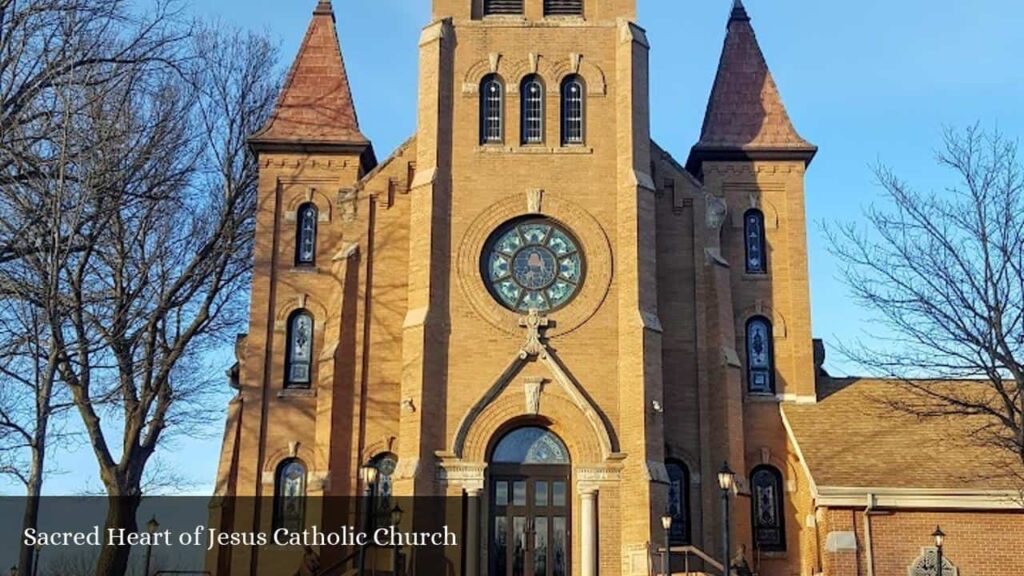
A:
[718,461,736,492]
[932,526,945,548]
[360,465,379,487]
[146,516,160,534]
[390,504,404,527]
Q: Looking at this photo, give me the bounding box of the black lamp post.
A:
[660,514,672,576]
[357,465,379,576]
[718,462,736,575]
[932,526,945,576]
[143,515,159,576]
[390,505,404,576]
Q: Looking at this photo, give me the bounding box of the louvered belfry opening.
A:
[545,0,583,16]
[484,0,524,15]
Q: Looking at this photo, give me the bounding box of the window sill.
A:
[475,145,593,155]
[742,273,770,281]
[278,388,316,399]
[757,551,788,559]
[291,265,320,274]
[745,393,779,403]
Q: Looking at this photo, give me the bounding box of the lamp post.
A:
[391,505,404,576]
[718,462,736,576]
[932,526,945,576]
[143,515,159,576]
[357,465,379,576]
[660,514,672,576]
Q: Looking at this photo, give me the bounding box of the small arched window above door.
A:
[492,426,570,464]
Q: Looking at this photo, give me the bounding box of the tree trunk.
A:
[94,493,142,576]
[18,420,48,576]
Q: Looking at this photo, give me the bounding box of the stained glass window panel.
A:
[746,317,774,394]
[273,459,306,532]
[521,76,544,145]
[744,209,767,274]
[286,311,314,387]
[492,427,571,464]
[481,75,504,144]
[296,203,318,265]
[483,219,585,313]
[561,76,585,146]
[751,466,786,551]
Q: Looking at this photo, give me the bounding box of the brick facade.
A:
[208,2,1023,575]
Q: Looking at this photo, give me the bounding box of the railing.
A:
[652,544,726,576]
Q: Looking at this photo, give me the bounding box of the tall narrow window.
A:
[665,460,691,544]
[746,316,775,394]
[296,203,318,266]
[285,310,314,388]
[520,75,544,145]
[481,74,504,145]
[744,209,767,274]
[750,466,786,552]
[484,0,523,15]
[561,75,585,146]
[273,459,307,532]
[544,0,583,16]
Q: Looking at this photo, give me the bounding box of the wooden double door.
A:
[489,464,571,576]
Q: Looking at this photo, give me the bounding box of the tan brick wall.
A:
[820,508,1024,576]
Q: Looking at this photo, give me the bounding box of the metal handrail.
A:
[656,544,726,575]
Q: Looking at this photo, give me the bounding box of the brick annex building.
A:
[209,1,1024,575]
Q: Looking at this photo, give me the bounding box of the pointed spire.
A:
[730,0,750,22]
[687,1,816,172]
[250,0,368,152]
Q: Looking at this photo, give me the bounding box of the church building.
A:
[209,1,1024,575]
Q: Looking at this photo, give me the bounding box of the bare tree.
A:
[0,4,278,575]
[828,125,1024,487]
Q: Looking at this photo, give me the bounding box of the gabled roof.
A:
[687,0,816,172]
[783,378,1023,498]
[250,1,368,152]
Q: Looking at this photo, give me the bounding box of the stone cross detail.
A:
[518,309,550,359]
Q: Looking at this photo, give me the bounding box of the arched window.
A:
[545,0,583,16]
[480,74,504,144]
[665,460,691,544]
[750,466,786,552]
[296,202,318,266]
[746,316,775,394]
[273,459,307,532]
[520,75,545,145]
[561,75,585,146]
[744,209,767,274]
[285,310,314,388]
[492,426,570,464]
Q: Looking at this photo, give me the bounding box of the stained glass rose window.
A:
[483,218,585,312]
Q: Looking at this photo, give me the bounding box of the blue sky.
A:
[14,0,1024,495]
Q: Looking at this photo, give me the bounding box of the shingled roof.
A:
[687,0,816,172]
[783,378,1023,497]
[250,1,368,152]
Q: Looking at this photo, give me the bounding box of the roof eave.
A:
[685,143,819,175]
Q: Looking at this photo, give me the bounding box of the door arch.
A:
[489,426,571,576]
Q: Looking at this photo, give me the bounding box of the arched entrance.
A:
[489,426,571,576]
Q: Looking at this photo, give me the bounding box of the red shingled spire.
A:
[687,1,816,172]
[250,0,368,151]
